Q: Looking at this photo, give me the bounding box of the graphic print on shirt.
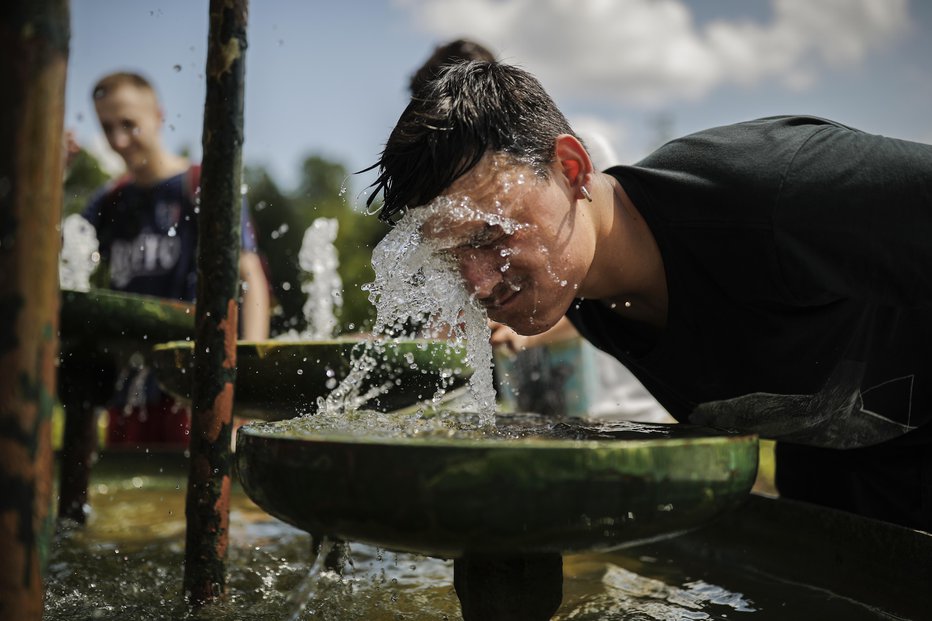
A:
[689,360,915,448]
[108,198,184,288]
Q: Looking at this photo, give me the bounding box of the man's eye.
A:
[468,226,503,248]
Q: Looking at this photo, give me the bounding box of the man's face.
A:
[420,154,596,335]
[94,84,163,176]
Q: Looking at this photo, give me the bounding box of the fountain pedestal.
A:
[454,554,563,621]
[234,413,759,618]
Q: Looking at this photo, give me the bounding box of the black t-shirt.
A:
[567,116,932,449]
[83,165,258,302]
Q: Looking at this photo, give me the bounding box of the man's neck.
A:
[131,151,189,187]
[585,173,668,329]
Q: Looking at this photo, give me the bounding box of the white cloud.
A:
[397,0,910,105]
[569,115,628,168]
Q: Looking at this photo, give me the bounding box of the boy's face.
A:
[94,83,163,176]
[420,154,596,336]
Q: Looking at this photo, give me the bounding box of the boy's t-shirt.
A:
[567,115,932,449]
[82,165,258,302]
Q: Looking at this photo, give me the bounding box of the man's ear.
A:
[554,134,593,202]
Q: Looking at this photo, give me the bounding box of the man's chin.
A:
[494,314,555,337]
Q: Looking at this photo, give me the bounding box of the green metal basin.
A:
[151,339,472,419]
[58,289,196,403]
[235,413,758,558]
[60,288,195,344]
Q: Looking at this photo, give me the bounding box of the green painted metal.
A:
[151,339,473,419]
[59,288,194,345]
[235,414,758,558]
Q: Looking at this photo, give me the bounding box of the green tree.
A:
[244,165,306,335]
[291,154,388,333]
[63,148,111,216]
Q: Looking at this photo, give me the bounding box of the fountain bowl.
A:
[151,338,472,420]
[60,288,194,344]
[235,413,758,558]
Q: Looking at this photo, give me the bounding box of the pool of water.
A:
[45,451,915,620]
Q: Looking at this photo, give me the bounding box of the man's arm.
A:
[238,251,270,340]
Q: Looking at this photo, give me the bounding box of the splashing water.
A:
[59,213,100,291]
[297,217,343,339]
[316,193,531,423]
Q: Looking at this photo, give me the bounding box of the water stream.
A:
[59,213,100,291]
[316,199,498,420]
[297,217,343,339]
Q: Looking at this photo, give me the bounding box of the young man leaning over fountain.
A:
[365,61,932,533]
[79,71,271,445]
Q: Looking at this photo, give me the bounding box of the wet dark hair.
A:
[365,61,577,225]
[408,38,496,95]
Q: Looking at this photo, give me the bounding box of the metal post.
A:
[0,0,69,618]
[57,341,114,524]
[56,396,97,524]
[183,0,249,606]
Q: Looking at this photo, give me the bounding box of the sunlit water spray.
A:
[315,201,497,421]
[316,158,584,425]
[59,213,100,291]
[298,217,342,339]
[316,162,545,422]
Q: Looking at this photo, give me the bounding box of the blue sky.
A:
[66,0,932,202]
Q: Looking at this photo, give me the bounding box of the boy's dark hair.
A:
[366,61,577,224]
[408,38,496,95]
[92,71,156,101]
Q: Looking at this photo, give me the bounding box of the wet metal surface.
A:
[152,339,472,419]
[236,413,759,557]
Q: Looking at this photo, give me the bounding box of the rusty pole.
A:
[183,0,249,606]
[0,1,69,619]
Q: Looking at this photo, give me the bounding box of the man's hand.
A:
[489,320,531,354]
[489,316,580,355]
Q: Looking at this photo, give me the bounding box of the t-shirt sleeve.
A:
[774,125,932,307]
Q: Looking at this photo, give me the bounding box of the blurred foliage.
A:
[63,149,113,288]
[67,149,387,336]
[63,148,111,216]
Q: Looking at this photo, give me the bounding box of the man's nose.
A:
[459,254,500,300]
[108,128,131,151]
